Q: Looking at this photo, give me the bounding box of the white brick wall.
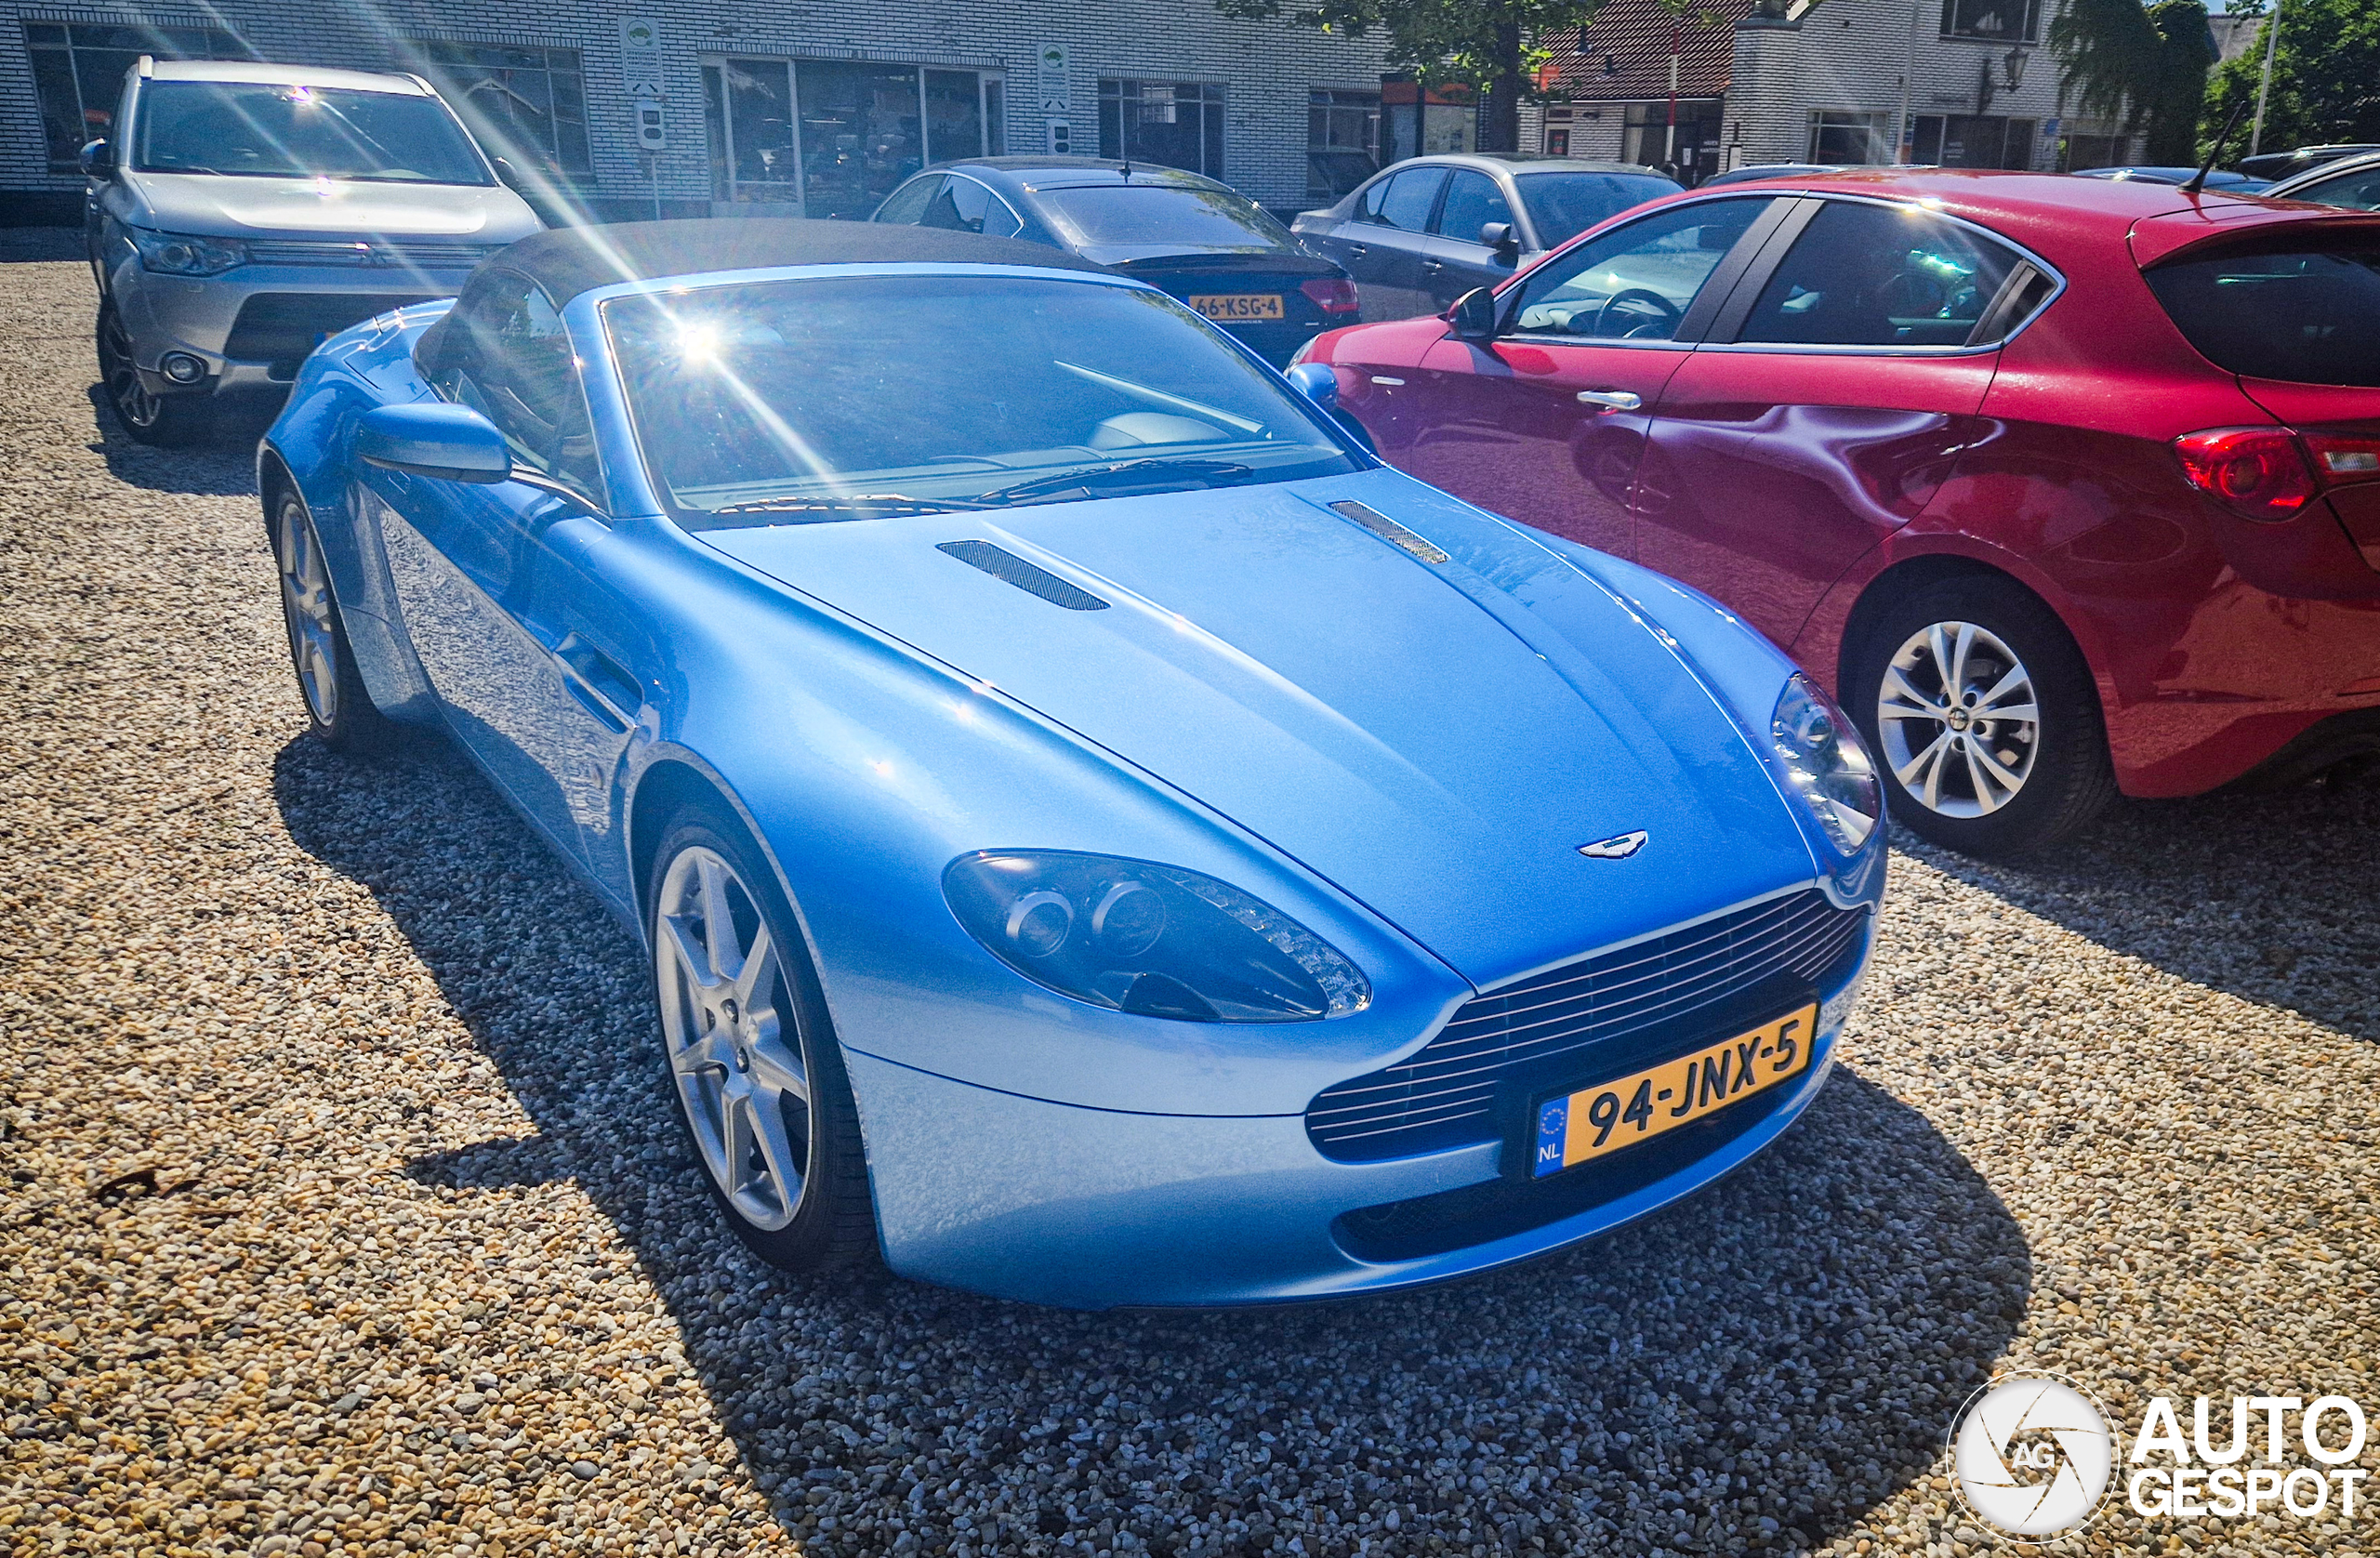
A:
[2,0,1392,212]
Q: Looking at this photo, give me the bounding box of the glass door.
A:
[703,58,801,211]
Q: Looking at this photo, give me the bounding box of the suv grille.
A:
[224,293,434,373]
[1305,890,1868,1163]
[245,239,496,271]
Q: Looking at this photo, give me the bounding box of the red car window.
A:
[1506,197,1774,342]
[2146,236,2380,388]
[1734,201,2023,349]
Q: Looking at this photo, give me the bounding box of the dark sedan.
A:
[1292,153,1677,321]
[870,157,1357,365]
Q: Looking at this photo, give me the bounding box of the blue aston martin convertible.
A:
[259,220,1885,1309]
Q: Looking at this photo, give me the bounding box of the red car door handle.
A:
[1576,390,1644,411]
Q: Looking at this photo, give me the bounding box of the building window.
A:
[1308,87,1378,203]
[1808,111,1894,165]
[1098,80,1224,178]
[1622,99,1723,181]
[700,60,1003,217]
[411,41,590,178]
[2058,132,2126,172]
[1939,0,2043,43]
[1912,114,2039,169]
[23,20,248,169]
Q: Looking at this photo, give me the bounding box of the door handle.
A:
[1421,259,1445,271]
[1576,390,1644,412]
[1347,244,1368,259]
[552,633,639,732]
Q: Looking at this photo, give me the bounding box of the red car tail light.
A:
[2172,427,2318,522]
[1300,277,1360,316]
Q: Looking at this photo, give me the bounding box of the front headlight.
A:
[944,851,1371,1023]
[131,228,248,277]
[1771,673,1880,853]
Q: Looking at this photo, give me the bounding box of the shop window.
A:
[1939,0,2043,43]
[1098,79,1224,178]
[1808,111,1893,165]
[412,41,590,178]
[1912,114,2038,170]
[1623,99,1724,181]
[1308,87,1378,203]
[23,20,249,169]
[701,60,1000,216]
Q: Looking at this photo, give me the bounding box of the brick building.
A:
[1538,0,2135,182]
[2,1,1393,222]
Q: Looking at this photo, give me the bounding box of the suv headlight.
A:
[131,228,248,277]
[1771,673,1880,853]
[945,851,1371,1023]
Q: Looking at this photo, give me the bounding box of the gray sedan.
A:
[1292,153,1676,321]
[2265,149,2380,210]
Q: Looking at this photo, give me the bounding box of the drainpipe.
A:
[1664,23,1681,170]
[1895,0,1924,162]
[2250,0,2281,158]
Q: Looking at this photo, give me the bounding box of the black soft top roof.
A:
[497,218,1113,302]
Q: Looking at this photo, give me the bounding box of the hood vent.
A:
[936,540,1110,611]
[1330,501,1449,564]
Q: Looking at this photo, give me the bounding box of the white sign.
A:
[635,101,667,152]
[1046,118,1071,155]
[1036,41,1068,114]
[619,16,664,98]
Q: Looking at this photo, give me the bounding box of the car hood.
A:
[699,478,1818,986]
[122,170,544,242]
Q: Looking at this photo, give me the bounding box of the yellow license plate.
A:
[1532,1004,1816,1177]
[1189,293,1285,321]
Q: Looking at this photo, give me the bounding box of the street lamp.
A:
[2003,43,2031,90]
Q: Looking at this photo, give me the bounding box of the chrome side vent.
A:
[935,540,1109,611]
[1331,501,1449,564]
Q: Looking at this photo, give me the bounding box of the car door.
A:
[1391,195,1791,557]
[372,268,641,904]
[1418,167,1518,311]
[1635,197,2025,650]
[1336,165,1449,322]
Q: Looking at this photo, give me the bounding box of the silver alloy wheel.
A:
[654,846,811,1232]
[1875,619,2042,818]
[276,500,340,727]
[99,306,163,430]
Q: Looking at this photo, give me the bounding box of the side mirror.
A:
[355,402,511,484]
[79,139,113,180]
[490,155,522,189]
[1479,221,1520,264]
[1448,286,1499,343]
[1284,362,1337,412]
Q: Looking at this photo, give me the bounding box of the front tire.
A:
[1845,576,2115,858]
[273,488,394,753]
[646,805,878,1273]
[96,299,212,447]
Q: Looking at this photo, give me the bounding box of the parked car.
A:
[80,58,542,446]
[2238,144,2380,182]
[1293,153,1679,321]
[2266,149,2380,210]
[259,218,1885,1308]
[1295,172,2380,857]
[1699,164,1855,188]
[870,157,1355,366]
[2072,165,2272,193]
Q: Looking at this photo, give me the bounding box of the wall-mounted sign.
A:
[620,16,664,98]
[1047,118,1071,155]
[1037,41,1068,115]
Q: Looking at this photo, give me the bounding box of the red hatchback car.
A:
[1295,170,2380,855]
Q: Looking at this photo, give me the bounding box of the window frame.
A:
[1491,193,1793,350]
[1938,0,2044,43]
[1695,193,2067,358]
[425,266,605,503]
[23,20,251,171]
[407,38,592,178]
[1095,78,1227,179]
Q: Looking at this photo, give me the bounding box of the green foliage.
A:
[2048,0,2215,164]
[2203,0,2380,155]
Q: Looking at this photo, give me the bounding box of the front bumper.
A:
[844,959,1860,1309]
[112,262,470,396]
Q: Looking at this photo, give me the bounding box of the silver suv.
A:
[81,59,543,444]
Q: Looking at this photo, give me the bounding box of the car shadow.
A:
[83,384,276,498]
[273,730,2025,1555]
[1896,767,2380,1045]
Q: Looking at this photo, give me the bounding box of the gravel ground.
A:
[3,227,2375,1558]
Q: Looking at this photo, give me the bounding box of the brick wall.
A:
[2,0,1392,215]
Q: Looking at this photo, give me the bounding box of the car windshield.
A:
[1515,171,1680,246]
[603,274,1359,524]
[2145,237,2380,387]
[133,80,491,184]
[1037,184,1295,250]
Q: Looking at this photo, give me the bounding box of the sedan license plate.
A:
[1532,1004,1816,1177]
[1189,293,1285,322]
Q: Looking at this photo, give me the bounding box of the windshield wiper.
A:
[971,458,1255,507]
[705,493,989,520]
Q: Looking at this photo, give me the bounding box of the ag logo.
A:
[1948,1370,2120,1536]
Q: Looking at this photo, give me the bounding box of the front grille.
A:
[1306,890,1868,1163]
[245,239,495,271]
[224,292,434,368]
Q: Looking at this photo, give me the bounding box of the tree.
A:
[2049,0,2216,165]
[2202,0,2380,156]
[1210,0,1612,153]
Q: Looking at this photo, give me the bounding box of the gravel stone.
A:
[2,227,2374,1557]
